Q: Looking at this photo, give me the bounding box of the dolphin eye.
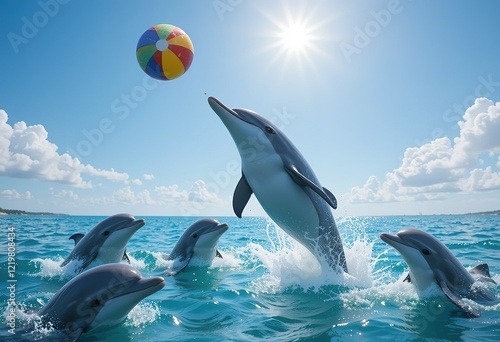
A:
[265,126,275,134]
[90,299,101,307]
[422,249,430,255]
[103,231,110,236]
[193,234,199,239]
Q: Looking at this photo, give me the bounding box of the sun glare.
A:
[255,2,333,75]
[279,22,309,53]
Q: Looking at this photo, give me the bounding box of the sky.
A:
[1,0,500,217]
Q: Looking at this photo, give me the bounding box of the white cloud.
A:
[143,174,155,180]
[131,178,143,186]
[0,110,129,188]
[0,189,32,199]
[155,180,219,204]
[55,190,79,200]
[350,98,500,203]
[155,184,189,202]
[111,186,154,205]
[188,180,219,203]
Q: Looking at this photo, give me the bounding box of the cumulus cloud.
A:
[0,189,32,199]
[155,184,189,202]
[143,174,155,180]
[155,180,219,204]
[188,180,219,202]
[0,110,129,188]
[349,98,500,203]
[55,190,79,200]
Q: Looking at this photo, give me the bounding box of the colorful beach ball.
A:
[136,24,194,80]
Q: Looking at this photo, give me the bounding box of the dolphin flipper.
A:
[285,164,337,209]
[69,233,85,246]
[165,256,192,276]
[63,327,84,342]
[437,277,481,318]
[322,187,338,210]
[233,174,253,218]
[76,248,99,272]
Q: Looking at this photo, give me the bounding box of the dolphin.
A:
[165,218,229,276]
[208,96,347,273]
[61,213,145,273]
[37,263,165,341]
[381,229,498,317]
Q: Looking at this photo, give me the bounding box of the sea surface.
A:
[0,214,499,341]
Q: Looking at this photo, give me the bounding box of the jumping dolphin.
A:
[381,229,498,317]
[164,218,229,276]
[61,213,145,273]
[208,97,347,273]
[38,263,165,341]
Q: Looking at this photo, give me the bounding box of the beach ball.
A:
[136,24,194,80]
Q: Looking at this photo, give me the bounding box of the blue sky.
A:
[1,0,499,216]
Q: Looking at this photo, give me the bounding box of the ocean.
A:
[0,214,499,341]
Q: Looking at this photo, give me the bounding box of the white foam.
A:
[29,257,70,280]
[128,254,147,270]
[126,302,161,327]
[246,221,387,293]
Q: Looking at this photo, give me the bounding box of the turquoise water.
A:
[0,215,499,341]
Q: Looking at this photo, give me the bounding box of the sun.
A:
[255,2,332,74]
[278,21,309,54]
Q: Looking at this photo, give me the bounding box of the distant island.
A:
[465,209,500,215]
[0,207,67,216]
[0,207,499,216]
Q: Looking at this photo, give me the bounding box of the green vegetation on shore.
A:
[465,209,500,215]
[0,208,67,216]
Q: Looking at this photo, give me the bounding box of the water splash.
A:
[29,257,69,280]
[246,218,387,293]
[126,302,161,327]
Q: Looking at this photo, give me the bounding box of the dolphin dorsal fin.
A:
[216,250,223,258]
[122,250,131,264]
[233,173,253,218]
[469,263,497,284]
[285,164,337,209]
[469,263,492,278]
[69,233,85,246]
[403,273,411,283]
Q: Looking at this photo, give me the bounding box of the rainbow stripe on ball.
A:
[136,24,194,81]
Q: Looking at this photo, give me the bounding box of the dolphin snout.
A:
[380,233,402,248]
[119,218,145,231]
[206,222,229,234]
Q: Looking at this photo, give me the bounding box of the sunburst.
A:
[256,2,332,75]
